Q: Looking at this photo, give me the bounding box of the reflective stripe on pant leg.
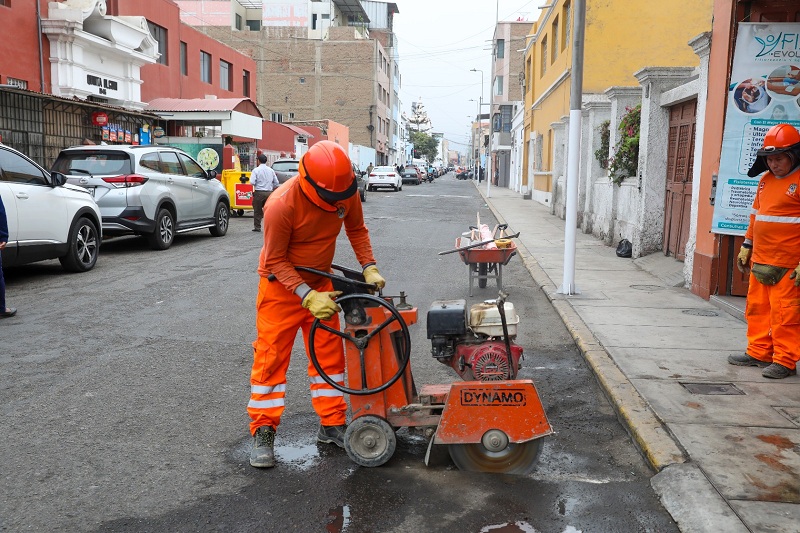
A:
[769,273,800,370]
[249,277,304,435]
[745,273,774,362]
[301,281,347,427]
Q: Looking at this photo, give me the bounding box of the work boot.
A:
[762,363,797,379]
[317,424,347,448]
[250,426,276,468]
[727,353,770,368]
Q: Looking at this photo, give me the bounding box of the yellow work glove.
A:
[736,246,752,274]
[301,290,343,320]
[790,263,800,287]
[363,265,386,290]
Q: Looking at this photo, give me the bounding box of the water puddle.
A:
[325,504,351,532]
[275,442,320,470]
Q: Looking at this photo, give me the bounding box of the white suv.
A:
[52,145,230,250]
[0,144,101,272]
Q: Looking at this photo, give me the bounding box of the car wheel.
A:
[210,201,229,237]
[59,216,99,272]
[360,188,366,202]
[147,208,175,250]
[398,182,403,191]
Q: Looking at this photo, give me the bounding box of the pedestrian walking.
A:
[366,162,374,175]
[729,123,800,379]
[248,140,385,468]
[250,153,280,232]
[0,196,16,319]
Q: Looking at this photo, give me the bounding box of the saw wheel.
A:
[345,415,397,468]
[448,430,543,474]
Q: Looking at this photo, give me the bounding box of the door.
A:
[178,153,216,220]
[159,151,195,222]
[663,99,697,260]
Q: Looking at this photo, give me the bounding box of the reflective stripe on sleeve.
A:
[248,398,285,409]
[309,374,344,384]
[311,389,344,398]
[251,384,287,395]
[755,214,800,224]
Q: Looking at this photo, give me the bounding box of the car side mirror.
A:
[206,169,218,180]
[50,171,67,187]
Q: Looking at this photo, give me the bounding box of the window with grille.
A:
[563,2,571,50]
[270,113,283,122]
[220,60,232,91]
[147,21,168,65]
[200,51,211,83]
[6,77,27,89]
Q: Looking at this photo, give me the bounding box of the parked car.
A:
[401,168,421,185]
[352,163,367,202]
[0,143,101,272]
[367,166,402,191]
[51,145,230,250]
[271,158,300,184]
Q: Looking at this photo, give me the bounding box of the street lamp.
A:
[470,68,487,192]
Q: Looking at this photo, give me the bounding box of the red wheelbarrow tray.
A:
[455,237,517,265]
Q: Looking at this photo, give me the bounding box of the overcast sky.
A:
[392,0,544,155]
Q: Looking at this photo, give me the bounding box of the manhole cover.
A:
[682,309,719,317]
[681,383,744,395]
[630,284,666,291]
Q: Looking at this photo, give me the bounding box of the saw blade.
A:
[448,439,543,474]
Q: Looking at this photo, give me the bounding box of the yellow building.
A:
[521,0,713,203]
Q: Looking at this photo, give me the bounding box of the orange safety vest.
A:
[257,176,375,292]
[745,167,800,268]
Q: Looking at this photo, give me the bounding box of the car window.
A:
[178,153,206,177]
[159,151,185,175]
[272,161,299,172]
[0,148,48,185]
[52,151,131,175]
[140,152,161,172]
[374,166,395,172]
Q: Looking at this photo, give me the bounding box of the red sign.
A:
[234,184,253,207]
[91,112,109,126]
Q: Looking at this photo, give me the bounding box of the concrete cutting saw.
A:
[306,264,553,474]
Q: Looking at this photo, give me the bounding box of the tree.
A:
[409,131,437,162]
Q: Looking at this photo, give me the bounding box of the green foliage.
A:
[408,131,438,162]
[608,104,641,185]
[594,120,610,170]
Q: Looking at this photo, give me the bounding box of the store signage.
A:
[91,112,109,126]
[712,22,800,235]
[87,74,118,95]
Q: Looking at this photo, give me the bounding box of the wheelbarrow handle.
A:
[438,232,520,255]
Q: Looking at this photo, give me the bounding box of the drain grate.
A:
[630,284,666,291]
[682,309,720,317]
[681,382,744,395]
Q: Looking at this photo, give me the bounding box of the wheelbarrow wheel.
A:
[237,209,244,217]
[478,263,488,288]
[345,415,396,468]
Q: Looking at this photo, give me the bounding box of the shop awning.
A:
[146,97,263,140]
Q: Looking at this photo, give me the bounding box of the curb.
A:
[477,184,687,472]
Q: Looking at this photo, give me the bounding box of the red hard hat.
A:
[757,123,800,156]
[298,140,357,210]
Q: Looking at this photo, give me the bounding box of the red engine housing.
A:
[449,341,523,381]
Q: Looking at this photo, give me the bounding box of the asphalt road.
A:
[0,174,677,532]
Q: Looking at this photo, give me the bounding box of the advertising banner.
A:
[169,144,223,173]
[711,23,800,235]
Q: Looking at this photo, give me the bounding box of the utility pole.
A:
[558,0,586,295]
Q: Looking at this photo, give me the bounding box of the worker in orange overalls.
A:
[728,123,800,379]
[248,140,385,468]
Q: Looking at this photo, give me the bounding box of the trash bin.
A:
[221,169,253,217]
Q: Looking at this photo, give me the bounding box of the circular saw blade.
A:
[448,439,543,474]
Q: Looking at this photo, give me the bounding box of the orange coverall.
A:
[744,167,800,370]
[248,176,375,435]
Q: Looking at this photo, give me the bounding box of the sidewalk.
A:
[475,182,800,533]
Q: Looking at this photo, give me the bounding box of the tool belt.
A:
[751,263,790,286]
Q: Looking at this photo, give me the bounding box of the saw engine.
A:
[427,299,523,381]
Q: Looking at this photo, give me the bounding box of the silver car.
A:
[52,145,230,250]
[271,158,299,184]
